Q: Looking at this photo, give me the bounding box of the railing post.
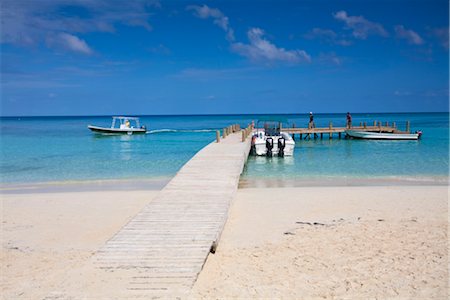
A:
[393,122,396,129]
[216,130,220,143]
[363,122,367,129]
[329,122,333,139]
[406,121,410,133]
[223,128,227,138]
[241,130,245,142]
[373,120,376,126]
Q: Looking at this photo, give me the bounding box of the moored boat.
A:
[251,121,295,157]
[345,130,421,140]
[88,116,147,135]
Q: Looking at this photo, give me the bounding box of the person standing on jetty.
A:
[346,112,352,128]
[308,112,315,129]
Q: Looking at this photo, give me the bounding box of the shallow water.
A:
[0,113,448,185]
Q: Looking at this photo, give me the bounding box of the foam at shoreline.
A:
[239,175,449,188]
[3,174,447,194]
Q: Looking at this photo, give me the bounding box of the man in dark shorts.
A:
[346,112,352,128]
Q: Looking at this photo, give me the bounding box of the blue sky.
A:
[1,0,448,116]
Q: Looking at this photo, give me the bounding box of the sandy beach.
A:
[1,185,448,299]
[1,190,159,299]
[192,186,448,299]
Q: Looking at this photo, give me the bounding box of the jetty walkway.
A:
[78,129,251,298]
[282,121,411,139]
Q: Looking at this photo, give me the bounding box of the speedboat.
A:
[345,130,422,140]
[88,116,147,135]
[251,121,295,157]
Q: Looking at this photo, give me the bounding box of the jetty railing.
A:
[215,120,412,141]
[281,120,413,140]
[216,123,254,143]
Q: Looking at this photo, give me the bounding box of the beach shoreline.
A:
[0,177,171,194]
[239,175,449,188]
[1,174,447,194]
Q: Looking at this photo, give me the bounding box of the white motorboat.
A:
[88,116,147,135]
[251,121,295,157]
[345,130,422,140]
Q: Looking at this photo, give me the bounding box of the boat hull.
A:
[88,125,147,135]
[254,141,295,156]
[252,132,295,156]
[345,130,419,140]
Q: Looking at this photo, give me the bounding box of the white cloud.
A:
[304,28,352,46]
[1,0,159,52]
[333,10,388,39]
[395,25,424,45]
[186,4,234,41]
[231,28,311,64]
[46,33,93,55]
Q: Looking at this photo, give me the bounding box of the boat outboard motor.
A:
[277,137,285,157]
[416,130,423,139]
[266,137,273,157]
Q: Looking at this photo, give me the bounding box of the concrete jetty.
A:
[86,130,251,298]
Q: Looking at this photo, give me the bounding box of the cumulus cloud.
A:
[186,5,309,65]
[187,4,234,41]
[395,25,424,45]
[231,28,311,64]
[46,33,93,55]
[333,10,388,39]
[1,0,160,54]
[304,28,352,46]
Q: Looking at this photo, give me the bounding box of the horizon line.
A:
[0,111,448,118]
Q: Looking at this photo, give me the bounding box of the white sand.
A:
[1,186,448,299]
[1,190,158,299]
[192,186,448,299]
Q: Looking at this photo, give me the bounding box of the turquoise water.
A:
[0,113,448,185]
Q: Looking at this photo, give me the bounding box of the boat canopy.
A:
[111,116,141,128]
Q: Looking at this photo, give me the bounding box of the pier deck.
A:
[50,131,252,298]
[280,125,409,139]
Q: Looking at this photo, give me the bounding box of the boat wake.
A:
[147,129,216,134]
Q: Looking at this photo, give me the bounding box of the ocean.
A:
[1,113,448,188]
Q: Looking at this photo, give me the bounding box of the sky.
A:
[1,0,449,116]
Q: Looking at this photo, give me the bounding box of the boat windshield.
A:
[111,116,141,128]
[263,122,281,136]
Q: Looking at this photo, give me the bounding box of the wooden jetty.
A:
[76,125,253,298]
[280,121,411,140]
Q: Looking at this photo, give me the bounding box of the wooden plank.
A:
[83,131,251,298]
